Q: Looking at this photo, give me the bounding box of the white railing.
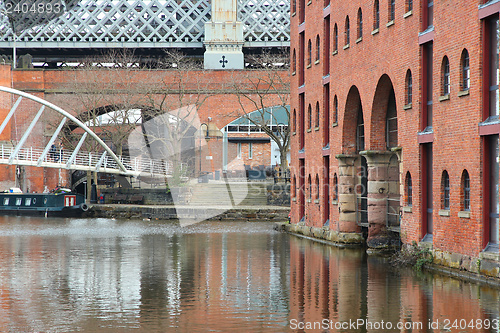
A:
[0,144,178,177]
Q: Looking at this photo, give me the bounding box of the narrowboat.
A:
[0,188,89,217]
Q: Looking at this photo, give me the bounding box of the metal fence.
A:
[356,195,368,227]
[386,197,401,231]
[356,196,401,230]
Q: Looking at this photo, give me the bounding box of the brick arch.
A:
[341,85,362,154]
[68,104,148,130]
[369,74,396,151]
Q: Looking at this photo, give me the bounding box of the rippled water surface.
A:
[0,216,498,332]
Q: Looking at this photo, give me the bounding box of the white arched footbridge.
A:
[0,86,173,178]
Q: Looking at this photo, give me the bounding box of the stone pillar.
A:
[336,154,359,233]
[360,151,398,252]
[203,0,244,69]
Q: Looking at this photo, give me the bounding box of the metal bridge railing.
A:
[0,144,179,177]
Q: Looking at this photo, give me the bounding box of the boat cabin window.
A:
[15,198,21,206]
[25,198,31,206]
[3,198,8,205]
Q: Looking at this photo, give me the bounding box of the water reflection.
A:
[290,237,500,332]
[0,216,498,332]
[0,217,290,332]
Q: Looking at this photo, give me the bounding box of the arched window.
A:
[405,69,413,105]
[333,24,338,52]
[406,0,413,12]
[333,95,338,123]
[308,175,312,200]
[461,49,470,91]
[386,90,398,148]
[442,56,450,96]
[442,170,450,210]
[315,102,320,127]
[308,104,312,129]
[461,170,470,211]
[292,49,297,73]
[388,0,395,22]
[307,39,312,66]
[293,109,297,133]
[405,172,412,206]
[292,176,297,198]
[292,0,296,14]
[333,173,338,201]
[316,35,320,62]
[373,0,380,30]
[357,8,363,39]
[345,16,350,45]
[315,174,320,199]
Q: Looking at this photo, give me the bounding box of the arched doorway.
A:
[336,86,365,233]
[362,75,401,250]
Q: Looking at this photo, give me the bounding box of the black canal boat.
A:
[0,188,88,217]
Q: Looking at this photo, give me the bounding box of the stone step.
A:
[180,182,270,207]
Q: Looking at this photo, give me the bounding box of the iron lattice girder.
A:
[0,0,290,49]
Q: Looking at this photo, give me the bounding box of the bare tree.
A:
[231,51,291,174]
[55,50,147,199]
[67,50,146,156]
[132,50,211,186]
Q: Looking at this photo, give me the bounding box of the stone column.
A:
[360,151,398,252]
[336,154,359,233]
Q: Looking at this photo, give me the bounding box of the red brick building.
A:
[290,0,500,267]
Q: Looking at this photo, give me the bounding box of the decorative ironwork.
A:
[0,0,289,49]
[239,0,289,46]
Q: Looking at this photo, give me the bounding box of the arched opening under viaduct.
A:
[337,77,401,250]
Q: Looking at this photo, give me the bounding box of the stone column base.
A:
[280,222,364,247]
[366,234,400,254]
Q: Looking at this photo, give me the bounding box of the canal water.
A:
[0,217,498,332]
